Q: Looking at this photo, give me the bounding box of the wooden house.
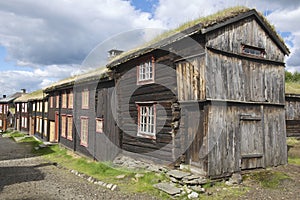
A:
[44,68,119,160]
[14,93,30,133]
[285,93,300,137]
[0,91,25,132]
[44,76,76,143]
[27,90,49,140]
[107,7,290,178]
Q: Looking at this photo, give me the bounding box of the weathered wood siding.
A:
[206,17,285,63]
[285,95,300,137]
[176,56,206,101]
[206,104,287,177]
[206,50,285,104]
[115,52,178,162]
[94,81,120,161]
[73,84,97,158]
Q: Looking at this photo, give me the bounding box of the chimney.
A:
[108,49,123,60]
[3,95,6,98]
[21,89,26,93]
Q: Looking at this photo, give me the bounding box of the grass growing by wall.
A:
[35,145,170,198]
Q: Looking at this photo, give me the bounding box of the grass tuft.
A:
[249,170,290,189]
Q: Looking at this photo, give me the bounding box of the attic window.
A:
[137,57,155,85]
[242,44,266,58]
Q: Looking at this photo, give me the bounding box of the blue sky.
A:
[0,0,299,96]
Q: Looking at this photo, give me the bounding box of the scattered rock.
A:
[167,170,191,179]
[134,174,144,179]
[191,186,205,193]
[188,192,199,199]
[116,174,126,179]
[106,183,113,189]
[228,173,242,185]
[169,177,179,183]
[154,183,181,195]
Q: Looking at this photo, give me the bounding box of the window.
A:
[62,93,67,108]
[137,103,156,139]
[242,44,266,58]
[44,119,47,137]
[36,117,39,132]
[67,116,73,140]
[68,92,73,109]
[22,117,27,128]
[80,117,88,146]
[0,105,2,114]
[96,118,104,133]
[39,118,42,133]
[56,95,59,108]
[50,96,54,108]
[82,90,89,109]
[22,103,27,112]
[44,101,48,113]
[39,102,43,112]
[3,105,6,114]
[37,102,40,112]
[0,119,2,127]
[61,115,67,138]
[137,57,155,85]
[17,104,20,112]
[32,103,36,111]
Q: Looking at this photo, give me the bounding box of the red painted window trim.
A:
[136,102,156,140]
[82,89,89,110]
[61,115,67,138]
[67,115,73,141]
[137,56,155,85]
[62,93,67,109]
[80,116,89,147]
[68,91,73,109]
[56,95,59,108]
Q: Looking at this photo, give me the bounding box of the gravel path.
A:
[0,137,158,200]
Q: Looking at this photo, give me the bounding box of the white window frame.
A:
[80,117,88,146]
[61,115,67,138]
[82,89,89,109]
[68,92,73,109]
[137,57,155,85]
[137,103,156,139]
[67,115,73,140]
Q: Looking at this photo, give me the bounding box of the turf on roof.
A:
[44,67,108,91]
[108,6,288,66]
[14,89,45,102]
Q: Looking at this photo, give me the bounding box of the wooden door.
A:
[30,117,35,135]
[239,115,264,169]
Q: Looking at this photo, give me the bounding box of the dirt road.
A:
[0,137,157,200]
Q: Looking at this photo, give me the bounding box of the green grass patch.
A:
[288,157,300,165]
[248,170,290,189]
[35,145,169,198]
[286,82,300,94]
[200,181,249,200]
[287,137,300,146]
[10,132,26,138]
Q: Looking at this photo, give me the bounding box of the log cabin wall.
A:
[73,83,97,158]
[94,80,120,161]
[114,50,179,163]
[285,94,300,137]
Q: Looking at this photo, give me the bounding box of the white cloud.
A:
[0,0,300,97]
